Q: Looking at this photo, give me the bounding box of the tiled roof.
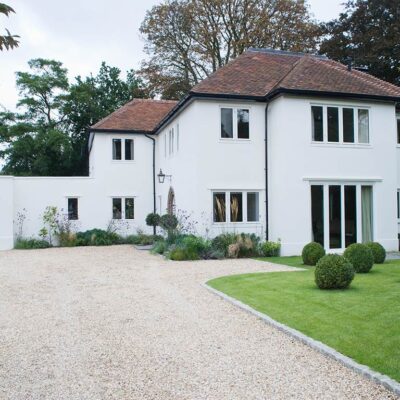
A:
[191,49,400,100]
[91,99,178,133]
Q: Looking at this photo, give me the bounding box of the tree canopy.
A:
[319,0,400,85]
[0,59,148,176]
[0,3,19,50]
[140,0,320,99]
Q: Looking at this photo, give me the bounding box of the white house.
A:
[1,48,400,256]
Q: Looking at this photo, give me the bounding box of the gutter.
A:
[265,103,269,241]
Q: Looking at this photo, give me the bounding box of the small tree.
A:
[160,214,178,241]
[146,213,161,235]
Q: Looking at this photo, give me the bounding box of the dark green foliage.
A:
[315,254,355,289]
[1,59,149,176]
[14,238,51,249]
[365,242,386,264]
[146,213,161,227]
[320,0,400,86]
[75,229,121,246]
[302,242,326,266]
[160,214,178,231]
[260,241,281,257]
[343,243,374,273]
[152,240,167,255]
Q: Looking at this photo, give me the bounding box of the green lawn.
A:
[208,256,400,382]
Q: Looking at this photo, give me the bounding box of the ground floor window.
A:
[311,183,373,249]
[213,191,260,223]
[67,198,79,220]
[112,197,134,220]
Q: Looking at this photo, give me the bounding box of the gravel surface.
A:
[0,245,397,400]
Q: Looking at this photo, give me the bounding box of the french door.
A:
[311,183,373,250]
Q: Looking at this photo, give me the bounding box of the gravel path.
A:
[0,245,397,400]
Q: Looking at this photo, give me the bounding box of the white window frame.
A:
[176,123,179,151]
[111,137,135,162]
[310,104,370,146]
[212,190,260,224]
[396,114,400,147]
[219,106,251,141]
[309,181,375,251]
[111,196,135,220]
[397,189,400,220]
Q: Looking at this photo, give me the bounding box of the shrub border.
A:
[202,282,400,396]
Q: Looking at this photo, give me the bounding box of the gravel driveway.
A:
[0,246,397,400]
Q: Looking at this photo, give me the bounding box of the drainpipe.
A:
[265,103,269,241]
[145,134,156,235]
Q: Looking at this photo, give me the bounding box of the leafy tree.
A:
[63,63,149,175]
[319,0,400,85]
[140,0,320,98]
[0,59,149,176]
[0,3,19,50]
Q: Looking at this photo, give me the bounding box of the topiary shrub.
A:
[302,242,325,265]
[146,213,161,228]
[343,243,374,273]
[315,254,355,289]
[365,242,386,264]
[160,214,178,231]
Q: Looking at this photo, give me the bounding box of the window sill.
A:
[212,221,262,225]
[219,138,251,143]
[111,160,136,164]
[311,142,371,149]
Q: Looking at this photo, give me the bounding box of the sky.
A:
[0,0,345,111]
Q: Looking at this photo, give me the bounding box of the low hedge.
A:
[315,254,355,289]
[14,238,51,249]
[302,242,325,265]
[365,242,386,264]
[343,243,374,273]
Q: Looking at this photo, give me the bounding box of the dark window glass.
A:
[125,139,134,160]
[237,109,249,139]
[112,198,122,219]
[68,198,78,220]
[230,192,243,222]
[311,186,324,246]
[397,119,400,144]
[329,185,342,248]
[345,186,357,247]
[343,108,354,143]
[125,198,134,219]
[311,106,323,141]
[397,191,400,219]
[247,192,259,222]
[213,193,226,222]
[328,107,339,142]
[221,108,233,138]
[112,139,122,160]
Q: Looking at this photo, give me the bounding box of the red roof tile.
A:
[91,99,178,133]
[192,49,400,99]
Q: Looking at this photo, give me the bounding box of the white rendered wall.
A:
[268,95,398,255]
[0,132,154,249]
[0,176,14,250]
[157,99,266,239]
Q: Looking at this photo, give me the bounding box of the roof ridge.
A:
[248,47,327,60]
[268,55,309,94]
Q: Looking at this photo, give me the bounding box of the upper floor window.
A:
[112,138,134,160]
[397,115,400,144]
[221,107,250,139]
[311,105,369,144]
